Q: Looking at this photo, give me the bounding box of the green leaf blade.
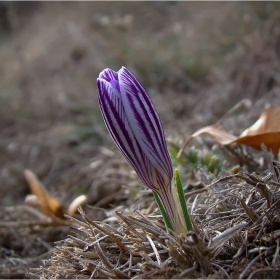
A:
[175,169,193,231]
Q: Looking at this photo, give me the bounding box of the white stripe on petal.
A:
[99,68,118,82]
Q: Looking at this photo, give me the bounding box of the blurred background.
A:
[1,0,280,206]
[1,2,280,276]
[1,0,280,209]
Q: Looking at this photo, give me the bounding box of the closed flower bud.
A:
[97,67,187,233]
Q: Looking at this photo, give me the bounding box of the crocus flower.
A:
[97,67,186,234]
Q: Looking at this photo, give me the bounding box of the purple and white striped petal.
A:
[99,68,118,82]
[118,67,173,182]
[97,66,187,233]
[97,78,167,193]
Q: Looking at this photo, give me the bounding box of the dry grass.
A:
[27,159,280,279]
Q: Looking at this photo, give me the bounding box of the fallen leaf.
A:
[67,194,88,216]
[178,105,280,158]
[24,170,65,219]
[185,123,237,146]
[240,105,280,136]
[234,132,280,153]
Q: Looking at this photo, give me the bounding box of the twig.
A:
[247,267,278,279]
[146,234,162,266]
[178,262,198,279]
[239,251,266,279]
[211,263,230,279]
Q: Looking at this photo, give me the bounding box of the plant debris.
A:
[27,160,280,279]
[178,105,280,158]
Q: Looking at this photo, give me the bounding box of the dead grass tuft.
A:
[27,160,280,279]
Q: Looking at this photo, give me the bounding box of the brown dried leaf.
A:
[240,105,280,136]
[178,105,280,157]
[177,124,237,158]
[24,170,65,219]
[235,105,280,153]
[234,131,280,153]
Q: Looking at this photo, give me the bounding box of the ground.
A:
[0,2,280,279]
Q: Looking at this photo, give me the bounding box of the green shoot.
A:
[152,191,174,232]
[175,169,193,231]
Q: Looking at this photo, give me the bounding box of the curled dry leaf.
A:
[24,170,65,219]
[240,105,280,135]
[67,194,88,216]
[178,105,280,158]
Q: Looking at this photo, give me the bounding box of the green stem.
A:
[152,191,174,232]
[175,169,193,231]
